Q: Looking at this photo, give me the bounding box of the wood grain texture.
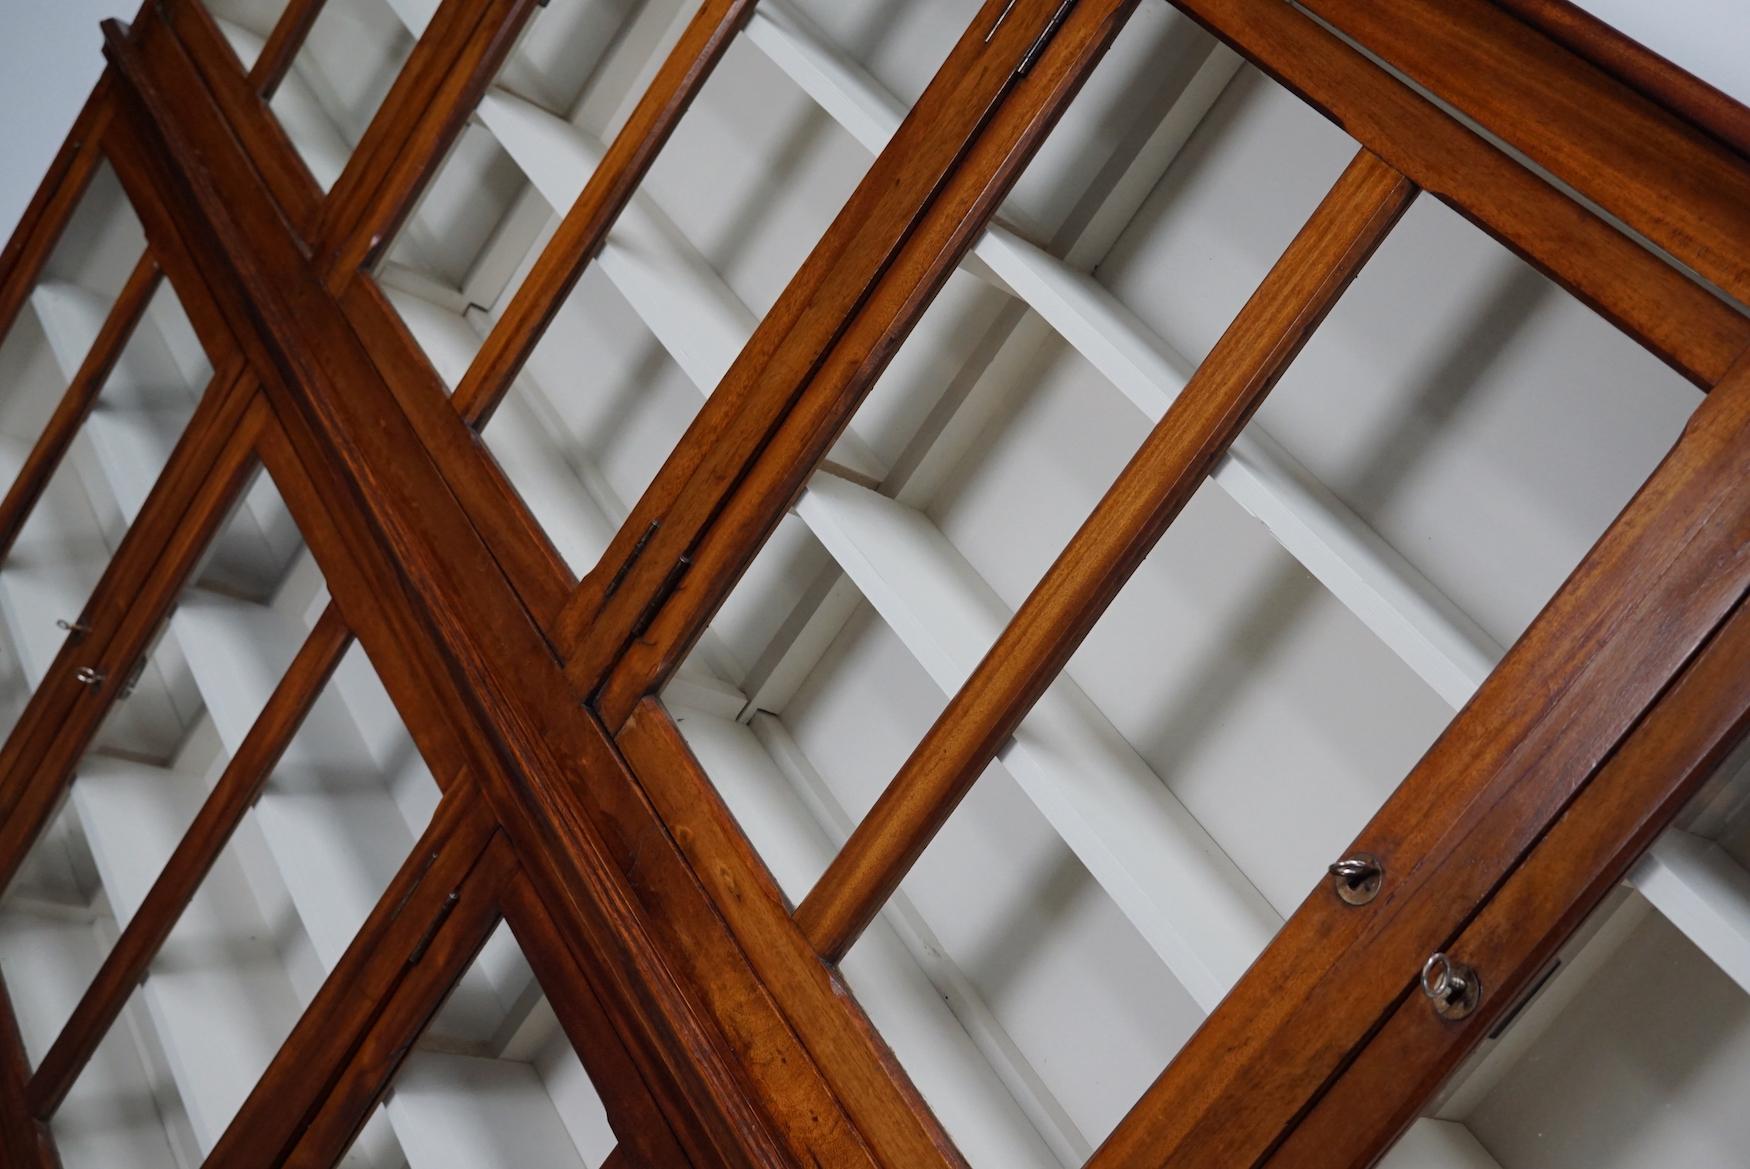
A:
[1267,581,1750,1167]
[560,0,1141,697]
[202,794,502,1168]
[164,0,324,239]
[619,699,972,1169]
[796,148,1416,958]
[0,252,160,563]
[103,19,953,1165]
[502,872,697,1169]
[0,377,261,887]
[1488,0,1750,159]
[23,606,353,1118]
[1300,0,1750,307]
[1171,0,1750,390]
[589,0,1146,726]
[1088,351,1750,1168]
[451,0,760,427]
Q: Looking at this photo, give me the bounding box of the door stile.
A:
[0,373,261,883]
[795,146,1419,963]
[100,12,977,1164]
[558,0,1145,698]
[22,606,354,1117]
[1267,575,1750,1165]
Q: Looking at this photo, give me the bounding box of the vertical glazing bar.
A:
[796,148,1417,959]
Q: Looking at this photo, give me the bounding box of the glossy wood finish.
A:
[1268,569,1750,1168]
[23,605,352,1117]
[1300,0,1750,307]
[1173,0,1750,390]
[0,1,1743,1166]
[1087,348,1750,1166]
[796,147,1418,961]
[0,253,159,562]
[451,0,760,427]
[561,0,1144,705]
[1489,0,1750,159]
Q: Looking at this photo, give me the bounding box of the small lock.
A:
[1421,952,1482,1021]
[1328,853,1383,906]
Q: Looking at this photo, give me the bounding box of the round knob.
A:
[1328,854,1384,905]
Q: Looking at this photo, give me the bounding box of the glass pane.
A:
[266,0,437,190]
[340,920,618,1167]
[652,8,1711,1163]
[374,0,974,577]
[0,461,444,1162]
[1378,748,1750,1169]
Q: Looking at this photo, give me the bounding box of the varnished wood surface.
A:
[1268,575,1750,1166]
[0,253,160,563]
[0,1,1743,1165]
[590,0,1147,727]
[451,0,760,427]
[1087,351,1750,1167]
[560,0,1143,700]
[23,605,352,1117]
[1301,0,1750,308]
[1172,0,1750,390]
[1489,0,1750,160]
[796,147,1418,960]
[0,75,113,354]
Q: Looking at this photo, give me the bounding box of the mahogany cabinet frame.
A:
[0,0,1743,1167]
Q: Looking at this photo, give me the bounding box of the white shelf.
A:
[797,471,1278,1009]
[70,753,304,1155]
[472,88,886,482]
[1629,830,1750,995]
[675,708,1072,1167]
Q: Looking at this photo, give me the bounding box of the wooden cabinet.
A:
[0,2,1745,1166]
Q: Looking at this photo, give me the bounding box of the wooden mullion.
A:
[450,0,760,427]
[310,0,507,267]
[0,253,161,563]
[1169,0,1750,391]
[1085,345,1750,1166]
[318,0,541,280]
[569,0,1144,708]
[500,872,697,1169]
[161,0,324,240]
[0,75,114,348]
[201,794,502,1168]
[1266,584,1750,1168]
[99,38,840,1162]
[23,606,353,1118]
[795,147,1419,960]
[1298,0,1750,308]
[248,0,327,97]
[617,700,972,1169]
[276,838,516,1169]
[1488,0,1750,160]
[0,369,259,874]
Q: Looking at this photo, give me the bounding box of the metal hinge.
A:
[629,552,694,641]
[407,891,461,967]
[1018,0,1078,77]
[604,520,661,600]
